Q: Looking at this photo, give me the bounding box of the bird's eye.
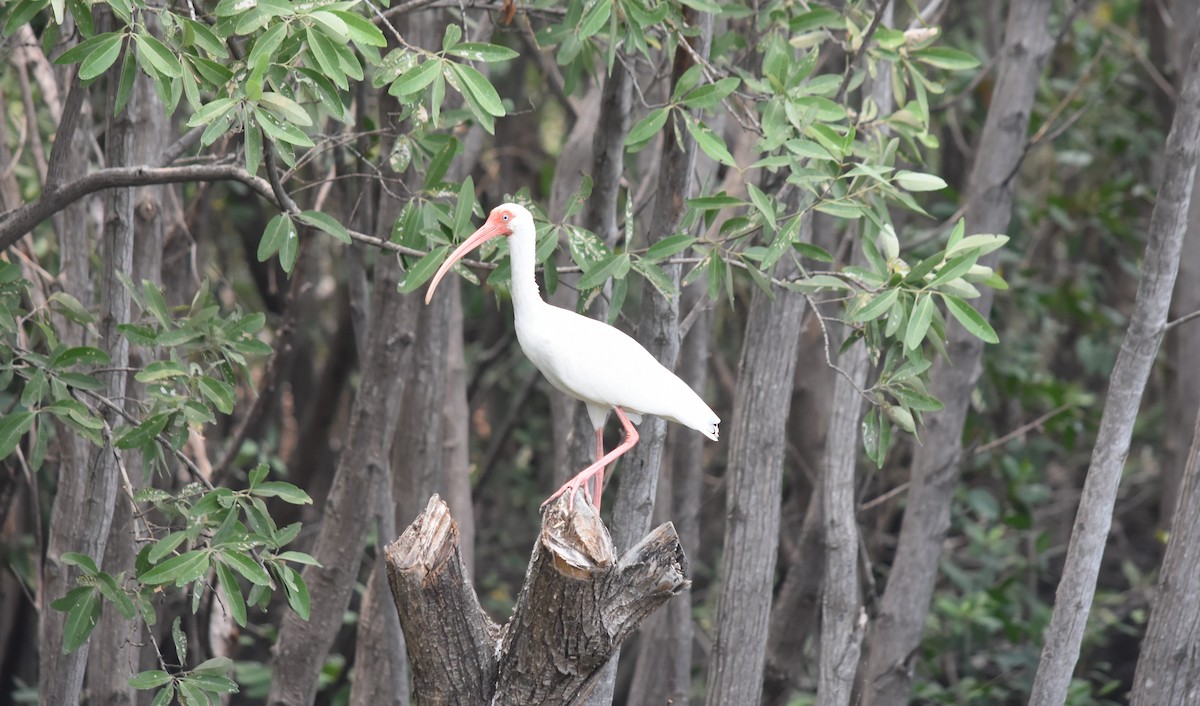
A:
[502,214,509,221]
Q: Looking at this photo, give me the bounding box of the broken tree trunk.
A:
[385,494,689,705]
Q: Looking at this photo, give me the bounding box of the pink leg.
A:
[591,428,606,512]
[543,407,639,512]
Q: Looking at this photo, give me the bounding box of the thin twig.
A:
[1165,307,1200,333]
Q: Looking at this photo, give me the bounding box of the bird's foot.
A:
[541,472,599,513]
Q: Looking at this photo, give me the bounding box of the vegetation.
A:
[0,0,1197,704]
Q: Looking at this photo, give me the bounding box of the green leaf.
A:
[328,9,386,47]
[129,671,173,690]
[625,107,669,148]
[928,253,978,289]
[632,260,676,299]
[390,59,440,96]
[275,551,320,566]
[450,63,505,115]
[447,42,518,62]
[172,616,188,666]
[198,376,236,415]
[259,91,313,127]
[578,253,630,290]
[746,183,776,230]
[218,550,272,586]
[850,289,900,323]
[943,295,999,343]
[912,46,981,71]
[644,234,695,262]
[183,19,228,58]
[61,552,99,575]
[681,77,740,109]
[140,550,210,585]
[114,47,137,115]
[453,176,477,236]
[135,360,187,383]
[280,565,310,619]
[193,656,235,675]
[62,589,101,652]
[22,370,47,407]
[79,33,125,81]
[894,170,947,192]
[186,97,236,128]
[254,108,314,148]
[95,572,136,619]
[51,345,111,368]
[397,247,449,294]
[252,481,313,505]
[55,31,117,66]
[295,211,351,244]
[148,531,188,564]
[48,291,94,324]
[0,411,35,460]
[905,294,934,351]
[6,0,50,36]
[258,213,298,266]
[792,242,833,262]
[134,34,182,78]
[305,26,346,89]
[213,560,248,627]
[684,117,736,166]
[149,684,175,706]
[946,233,1008,258]
[578,0,611,38]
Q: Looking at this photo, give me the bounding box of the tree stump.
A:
[385,494,690,705]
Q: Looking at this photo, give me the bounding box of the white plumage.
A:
[425,202,720,511]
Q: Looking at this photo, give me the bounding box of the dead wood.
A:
[385,494,689,705]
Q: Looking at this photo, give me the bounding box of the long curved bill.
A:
[424,221,507,304]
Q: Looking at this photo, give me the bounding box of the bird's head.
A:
[424,202,532,304]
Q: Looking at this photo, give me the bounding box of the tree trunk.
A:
[1131,407,1200,705]
[40,49,131,704]
[860,2,1055,704]
[267,256,419,705]
[704,224,810,706]
[1028,23,1200,706]
[387,494,689,705]
[588,11,713,705]
[85,49,167,705]
[626,285,712,705]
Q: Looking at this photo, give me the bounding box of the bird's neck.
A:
[508,226,545,325]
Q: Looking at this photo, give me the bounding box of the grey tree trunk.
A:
[860,2,1054,704]
[586,12,713,705]
[625,285,713,705]
[1131,407,1200,705]
[267,255,419,705]
[40,52,130,705]
[1028,22,1200,706]
[704,224,810,706]
[85,51,168,705]
[1162,5,1200,531]
[817,342,870,706]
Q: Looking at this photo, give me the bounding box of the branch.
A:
[0,163,280,253]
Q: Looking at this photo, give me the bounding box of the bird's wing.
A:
[518,305,719,439]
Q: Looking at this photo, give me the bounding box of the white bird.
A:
[424,202,720,512]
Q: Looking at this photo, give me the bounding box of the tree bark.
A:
[1162,4,1200,531]
[39,43,131,706]
[267,256,419,706]
[1028,23,1200,706]
[817,343,869,706]
[860,2,1055,704]
[86,47,167,705]
[386,494,689,705]
[625,285,712,705]
[1131,407,1200,706]
[588,11,713,704]
[704,224,810,706]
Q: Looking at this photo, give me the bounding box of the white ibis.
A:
[424,203,719,512]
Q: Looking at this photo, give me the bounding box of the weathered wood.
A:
[386,494,689,706]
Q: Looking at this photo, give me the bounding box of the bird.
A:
[424,202,720,513]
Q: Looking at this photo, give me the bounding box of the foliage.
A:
[4,0,1176,702]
